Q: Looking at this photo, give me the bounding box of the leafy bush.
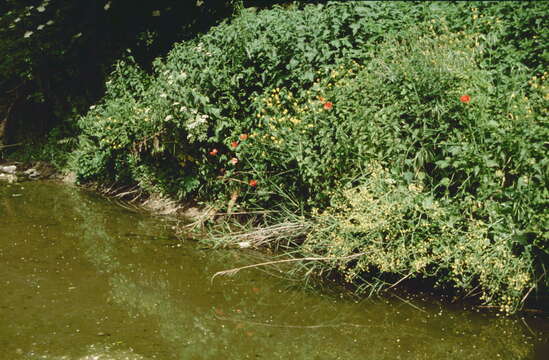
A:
[5,122,77,170]
[74,2,440,199]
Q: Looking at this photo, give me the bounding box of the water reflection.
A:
[0,182,547,359]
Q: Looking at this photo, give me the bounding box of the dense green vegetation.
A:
[3,1,548,313]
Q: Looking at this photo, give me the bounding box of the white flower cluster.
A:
[185,108,209,142]
[163,70,188,86]
[194,43,212,57]
[187,113,209,130]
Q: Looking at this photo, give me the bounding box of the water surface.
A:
[0,181,547,359]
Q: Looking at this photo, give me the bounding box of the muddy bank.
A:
[0,160,209,224]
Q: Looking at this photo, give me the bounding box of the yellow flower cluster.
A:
[529,73,549,100]
[304,163,533,312]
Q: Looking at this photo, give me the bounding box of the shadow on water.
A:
[0,181,547,359]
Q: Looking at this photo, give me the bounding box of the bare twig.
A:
[385,272,413,291]
[521,318,536,337]
[227,190,239,215]
[113,186,140,199]
[520,284,535,305]
[181,205,218,230]
[463,285,481,299]
[520,274,543,305]
[213,210,275,216]
[392,293,427,313]
[212,221,311,248]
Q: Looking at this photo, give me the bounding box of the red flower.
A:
[230,157,238,165]
[323,101,333,110]
[209,148,218,156]
[460,95,471,104]
[248,179,258,187]
[231,141,239,149]
[239,134,248,141]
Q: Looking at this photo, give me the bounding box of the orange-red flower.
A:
[230,157,238,165]
[231,141,239,149]
[249,179,258,187]
[460,95,471,104]
[209,148,218,156]
[239,134,248,141]
[323,101,333,110]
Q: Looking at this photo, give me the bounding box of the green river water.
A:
[0,181,547,359]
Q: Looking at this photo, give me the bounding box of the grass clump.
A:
[69,1,548,313]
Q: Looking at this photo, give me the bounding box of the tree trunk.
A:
[0,101,11,146]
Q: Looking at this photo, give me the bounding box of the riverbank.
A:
[2,1,547,314]
[2,157,548,317]
[0,159,211,223]
[0,161,63,183]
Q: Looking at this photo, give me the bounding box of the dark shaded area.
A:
[0,0,239,145]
